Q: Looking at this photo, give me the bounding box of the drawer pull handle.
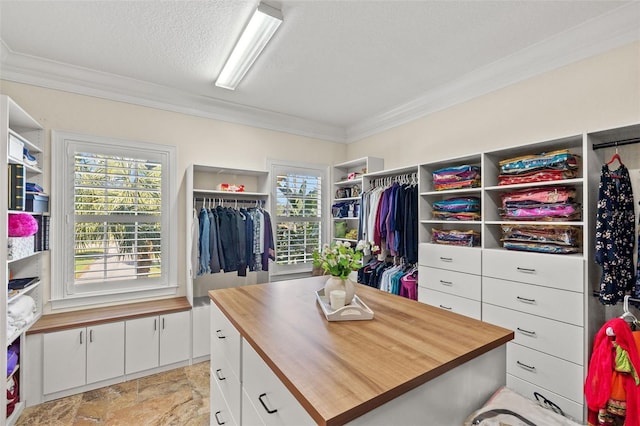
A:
[90,329,94,343]
[258,393,278,414]
[439,280,453,286]
[216,330,226,339]
[80,330,83,344]
[516,296,536,304]
[516,360,536,371]
[517,327,536,336]
[516,267,536,274]
[439,304,452,310]
[215,369,226,381]
[214,411,225,425]
[439,257,453,262]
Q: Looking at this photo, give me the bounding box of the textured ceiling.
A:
[0,0,638,142]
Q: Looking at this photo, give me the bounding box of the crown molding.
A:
[345,2,640,143]
[0,40,347,143]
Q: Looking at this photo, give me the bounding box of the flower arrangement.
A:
[312,240,374,279]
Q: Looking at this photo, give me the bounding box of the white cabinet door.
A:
[125,316,159,374]
[43,328,86,394]
[159,311,190,366]
[193,304,210,359]
[87,322,125,384]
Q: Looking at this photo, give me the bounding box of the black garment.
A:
[217,206,239,272]
[236,210,247,277]
[208,209,221,273]
[595,164,635,304]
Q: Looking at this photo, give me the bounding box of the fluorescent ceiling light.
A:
[215,2,283,90]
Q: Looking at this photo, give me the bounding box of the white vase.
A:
[324,276,356,305]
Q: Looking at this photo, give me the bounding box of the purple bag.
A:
[7,349,18,376]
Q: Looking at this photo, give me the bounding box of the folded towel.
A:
[8,295,36,319]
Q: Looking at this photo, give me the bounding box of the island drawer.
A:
[242,338,314,426]
[483,250,583,293]
[483,277,583,326]
[507,342,583,404]
[418,243,481,275]
[483,303,584,365]
[507,374,584,423]
[418,288,481,320]
[211,302,241,378]
[211,353,241,424]
[418,266,481,301]
[211,365,239,426]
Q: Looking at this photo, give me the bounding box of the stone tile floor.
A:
[16,361,210,425]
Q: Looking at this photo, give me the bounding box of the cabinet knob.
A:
[258,393,278,414]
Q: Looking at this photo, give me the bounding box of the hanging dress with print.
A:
[595,164,636,305]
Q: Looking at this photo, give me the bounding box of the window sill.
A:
[49,285,179,311]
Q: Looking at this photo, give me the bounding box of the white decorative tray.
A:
[315,289,374,321]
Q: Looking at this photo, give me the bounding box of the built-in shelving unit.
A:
[184,164,270,362]
[2,95,46,425]
[330,157,383,244]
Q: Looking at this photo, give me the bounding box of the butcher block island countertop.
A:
[209,276,514,426]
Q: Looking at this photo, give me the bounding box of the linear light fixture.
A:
[215,2,283,90]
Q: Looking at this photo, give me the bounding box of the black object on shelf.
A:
[8,277,39,290]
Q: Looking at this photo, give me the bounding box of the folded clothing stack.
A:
[498,149,579,185]
[499,186,581,221]
[7,295,36,331]
[432,197,480,221]
[501,224,582,254]
[432,228,480,247]
[432,165,480,191]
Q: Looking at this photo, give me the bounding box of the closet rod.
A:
[592,137,640,151]
[194,197,265,204]
[591,290,640,305]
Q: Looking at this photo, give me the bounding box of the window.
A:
[270,160,327,275]
[52,132,177,308]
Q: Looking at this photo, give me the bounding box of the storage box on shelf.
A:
[2,95,45,425]
[331,157,383,244]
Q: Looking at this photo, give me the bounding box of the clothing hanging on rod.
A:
[585,317,640,426]
[194,198,273,277]
[595,158,635,305]
[359,174,418,264]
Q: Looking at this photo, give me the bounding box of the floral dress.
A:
[595,164,636,305]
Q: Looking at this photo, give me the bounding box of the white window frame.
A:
[268,159,328,277]
[51,131,177,309]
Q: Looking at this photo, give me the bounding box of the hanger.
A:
[621,294,639,327]
[607,144,623,167]
[606,295,639,336]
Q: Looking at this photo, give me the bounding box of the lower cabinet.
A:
[125,311,190,374]
[43,322,124,395]
[193,303,210,359]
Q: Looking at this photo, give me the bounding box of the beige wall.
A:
[0,81,347,312]
[347,41,640,168]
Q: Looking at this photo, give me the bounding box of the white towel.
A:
[8,295,36,319]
